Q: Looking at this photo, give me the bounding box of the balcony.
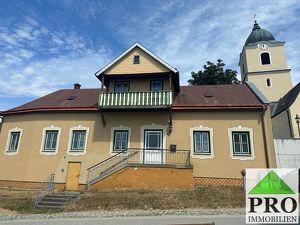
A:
[99,91,173,109]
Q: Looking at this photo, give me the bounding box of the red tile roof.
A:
[173,85,264,109]
[1,84,264,115]
[1,89,100,115]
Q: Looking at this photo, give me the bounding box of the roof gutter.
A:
[261,107,270,168]
[1,107,99,115]
[172,105,264,110]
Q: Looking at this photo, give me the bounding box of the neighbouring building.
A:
[239,20,300,140]
[0,42,277,191]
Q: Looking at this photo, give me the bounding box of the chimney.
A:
[74,83,81,89]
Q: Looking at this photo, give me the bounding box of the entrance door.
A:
[66,162,81,191]
[144,130,163,164]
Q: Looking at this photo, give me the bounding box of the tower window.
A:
[133,55,140,64]
[266,78,272,87]
[261,52,271,65]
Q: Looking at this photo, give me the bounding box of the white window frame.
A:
[228,126,255,160]
[40,126,61,155]
[190,125,214,159]
[260,51,272,65]
[67,125,89,156]
[110,126,131,155]
[5,127,23,155]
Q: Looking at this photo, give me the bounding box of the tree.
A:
[188,59,240,85]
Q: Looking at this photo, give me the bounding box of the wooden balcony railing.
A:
[99,91,172,108]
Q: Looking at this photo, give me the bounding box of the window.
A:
[193,131,211,154]
[261,52,271,65]
[71,130,87,151]
[114,81,129,93]
[232,132,251,156]
[43,130,58,152]
[7,132,21,152]
[150,80,163,92]
[113,130,128,152]
[133,55,140,64]
[266,78,272,87]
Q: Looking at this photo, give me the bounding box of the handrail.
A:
[99,90,173,107]
[34,174,55,208]
[87,149,127,170]
[87,148,192,186]
[127,147,190,152]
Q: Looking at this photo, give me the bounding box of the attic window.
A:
[67,96,77,100]
[204,93,214,98]
[133,55,140,64]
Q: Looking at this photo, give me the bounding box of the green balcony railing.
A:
[99,91,173,108]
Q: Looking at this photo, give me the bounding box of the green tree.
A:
[188,59,240,85]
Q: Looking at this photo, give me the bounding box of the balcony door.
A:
[144,130,163,164]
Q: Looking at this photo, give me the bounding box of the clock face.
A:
[258,43,268,50]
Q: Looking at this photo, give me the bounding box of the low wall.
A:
[91,166,194,189]
[274,139,300,168]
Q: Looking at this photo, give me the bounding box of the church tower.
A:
[239,20,293,102]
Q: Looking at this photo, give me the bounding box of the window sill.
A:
[40,151,57,155]
[231,155,255,160]
[4,151,18,156]
[68,150,86,156]
[192,154,215,159]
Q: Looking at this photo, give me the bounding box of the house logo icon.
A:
[249,170,295,195]
[246,169,299,224]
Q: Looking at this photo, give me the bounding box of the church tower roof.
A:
[245,21,275,46]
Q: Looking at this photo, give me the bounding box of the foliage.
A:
[188,59,240,85]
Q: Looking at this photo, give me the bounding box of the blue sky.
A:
[0,0,300,110]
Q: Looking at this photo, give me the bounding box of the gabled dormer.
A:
[95,43,180,109]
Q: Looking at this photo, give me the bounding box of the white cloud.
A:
[113,0,300,85]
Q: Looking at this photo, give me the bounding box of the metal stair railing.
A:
[86,149,138,186]
[34,174,55,208]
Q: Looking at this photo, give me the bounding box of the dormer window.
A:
[133,55,140,64]
[261,52,271,65]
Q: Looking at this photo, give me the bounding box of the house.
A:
[0,42,276,191]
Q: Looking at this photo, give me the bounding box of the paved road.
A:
[0,215,286,225]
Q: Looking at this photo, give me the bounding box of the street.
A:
[1,215,299,225]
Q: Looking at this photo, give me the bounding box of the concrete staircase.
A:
[35,192,80,209]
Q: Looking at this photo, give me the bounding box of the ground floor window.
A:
[113,130,128,152]
[193,131,211,155]
[232,131,251,156]
[43,130,59,152]
[7,132,21,153]
[71,130,87,152]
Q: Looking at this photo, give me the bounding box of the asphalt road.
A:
[0,215,295,225]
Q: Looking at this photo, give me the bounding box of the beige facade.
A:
[0,109,275,186]
[240,44,293,102]
[105,47,169,75]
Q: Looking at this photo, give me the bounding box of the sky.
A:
[0,0,300,111]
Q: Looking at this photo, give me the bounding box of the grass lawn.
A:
[0,186,245,214]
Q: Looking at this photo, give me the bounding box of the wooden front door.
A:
[66,162,81,191]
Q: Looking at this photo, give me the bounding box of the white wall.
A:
[274,139,300,168]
